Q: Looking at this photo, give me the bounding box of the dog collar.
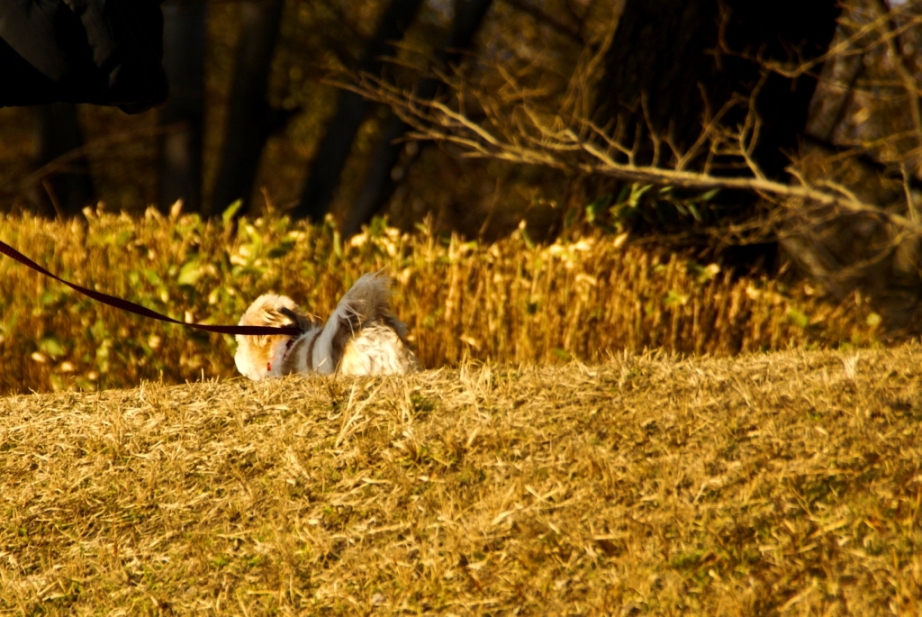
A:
[267,336,297,373]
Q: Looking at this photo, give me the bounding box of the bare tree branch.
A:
[350,74,919,233]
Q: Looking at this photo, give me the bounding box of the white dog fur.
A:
[234,272,418,380]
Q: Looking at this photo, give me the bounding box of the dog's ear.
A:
[278,306,314,332]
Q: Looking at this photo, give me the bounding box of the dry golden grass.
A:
[0,208,880,395]
[1,347,920,614]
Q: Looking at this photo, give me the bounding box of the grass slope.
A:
[1,347,921,615]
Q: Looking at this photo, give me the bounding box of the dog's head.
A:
[234,294,308,380]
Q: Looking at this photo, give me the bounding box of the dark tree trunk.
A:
[158,0,206,213]
[211,0,285,217]
[293,0,425,222]
[342,0,495,236]
[596,0,841,179]
[31,103,95,217]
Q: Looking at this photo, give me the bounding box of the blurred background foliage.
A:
[1,0,922,394]
[0,209,880,394]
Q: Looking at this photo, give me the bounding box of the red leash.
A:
[0,238,302,337]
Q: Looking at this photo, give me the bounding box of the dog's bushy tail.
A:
[328,272,407,357]
[336,272,405,332]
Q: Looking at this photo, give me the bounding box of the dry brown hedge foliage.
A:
[0,209,880,394]
[1,348,920,613]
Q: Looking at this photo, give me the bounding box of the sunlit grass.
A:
[1,349,919,613]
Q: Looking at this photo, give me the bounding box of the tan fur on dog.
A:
[234,273,418,380]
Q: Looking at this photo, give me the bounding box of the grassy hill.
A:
[2,346,920,614]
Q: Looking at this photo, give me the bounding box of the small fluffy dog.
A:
[234,272,418,380]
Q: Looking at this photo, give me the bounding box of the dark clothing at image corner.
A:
[0,0,167,113]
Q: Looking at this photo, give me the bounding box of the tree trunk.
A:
[342,0,495,236]
[596,0,841,179]
[31,103,95,217]
[293,0,425,222]
[211,0,285,217]
[158,0,206,213]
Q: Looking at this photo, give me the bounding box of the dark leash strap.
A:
[0,238,302,337]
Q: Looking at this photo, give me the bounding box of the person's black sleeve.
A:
[0,0,167,113]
